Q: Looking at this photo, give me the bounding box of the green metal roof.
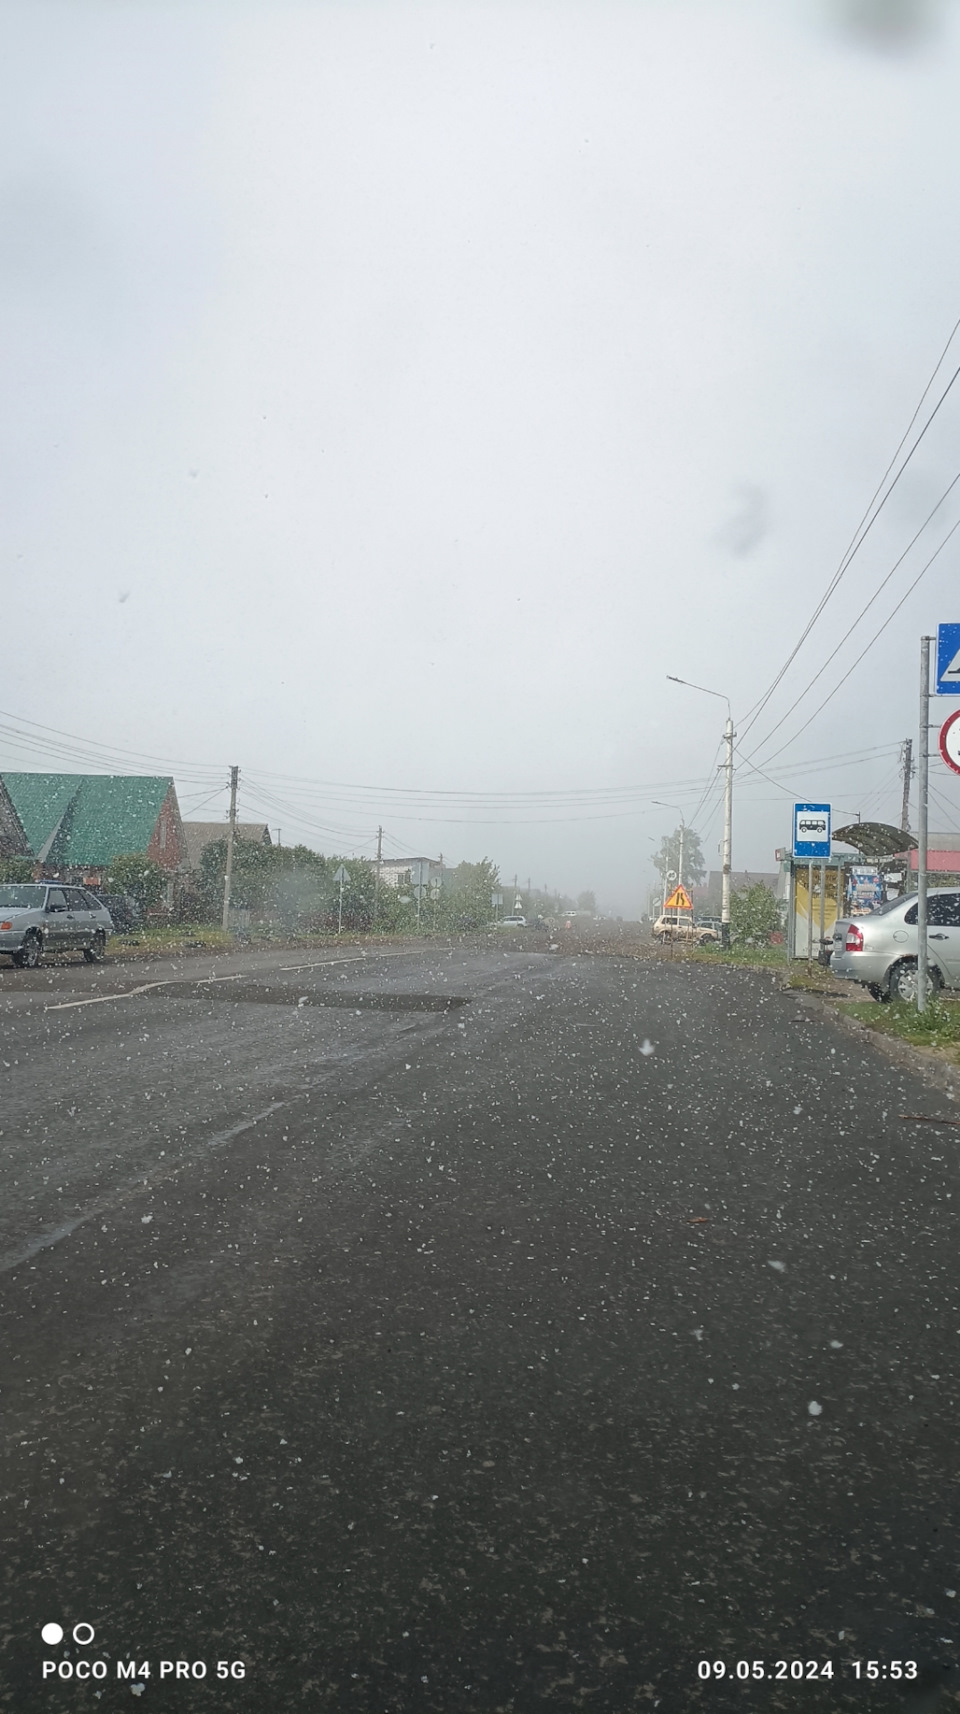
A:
[0,774,173,866]
[0,775,78,859]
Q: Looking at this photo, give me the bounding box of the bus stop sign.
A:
[793,803,831,859]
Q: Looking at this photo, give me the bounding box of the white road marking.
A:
[45,972,248,1012]
[279,957,366,971]
[44,948,412,1008]
[278,951,409,971]
[0,1100,289,1273]
[46,981,172,1011]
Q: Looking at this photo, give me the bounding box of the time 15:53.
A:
[852,1662,917,1680]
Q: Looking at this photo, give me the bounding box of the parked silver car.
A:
[830,888,960,1002]
[0,883,114,968]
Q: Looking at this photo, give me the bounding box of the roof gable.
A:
[0,773,175,866]
[1,774,79,858]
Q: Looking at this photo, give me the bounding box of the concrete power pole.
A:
[664,677,734,943]
[721,715,734,947]
[374,825,383,924]
[221,765,239,932]
[899,738,913,832]
[917,638,933,1012]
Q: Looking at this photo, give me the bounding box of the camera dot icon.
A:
[41,1624,63,1646]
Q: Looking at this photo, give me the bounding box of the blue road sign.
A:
[936,623,960,695]
[793,803,831,859]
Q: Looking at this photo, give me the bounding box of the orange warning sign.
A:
[663,885,693,911]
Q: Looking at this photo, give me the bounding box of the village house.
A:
[0,773,187,891]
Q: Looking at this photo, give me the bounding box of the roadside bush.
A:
[0,856,35,883]
[105,853,168,911]
[730,882,780,947]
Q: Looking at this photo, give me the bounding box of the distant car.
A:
[653,911,719,946]
[830,888,960,1002]
[97,892,140,934]
[496,915,527,929]
[0,883,114,968]
[695,916,723,934]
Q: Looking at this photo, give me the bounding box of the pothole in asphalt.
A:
[157,983,470,1013]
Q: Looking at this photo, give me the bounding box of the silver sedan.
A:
[830,887,960,1002]
[0,883,114,968]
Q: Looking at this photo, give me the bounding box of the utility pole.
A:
[221,765,239,932]
[374,825,383,924]
[899,738,913,832]
[678,823,685,893]
[721,714,734,947]
[917,638,933,1012]
[665,677,734,945]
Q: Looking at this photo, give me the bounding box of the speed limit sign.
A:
[940,709,960,777]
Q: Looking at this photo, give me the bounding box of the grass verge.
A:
[841,995,960,1055]
[110,924,236,954]
[684,942,788,969]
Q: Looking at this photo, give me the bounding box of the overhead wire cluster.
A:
[7,305,960,866]
[735,314,960,782]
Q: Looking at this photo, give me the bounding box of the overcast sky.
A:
[2,0,960,910]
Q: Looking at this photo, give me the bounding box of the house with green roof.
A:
[0,774,186,883]
[0,778,30,859]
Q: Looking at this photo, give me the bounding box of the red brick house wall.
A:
[147,784,188,871]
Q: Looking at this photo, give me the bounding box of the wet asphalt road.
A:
[1,943,959,1713]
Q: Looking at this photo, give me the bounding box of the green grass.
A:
[110,924,236,953]
[841,995,960,1053]
[684,941,788,969]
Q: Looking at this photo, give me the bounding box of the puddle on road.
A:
[155,983,470,1013]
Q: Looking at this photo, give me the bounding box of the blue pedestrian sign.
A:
[793,803,831,859]
[936,623,960,695]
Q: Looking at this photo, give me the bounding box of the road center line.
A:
[45,972,249,1012]
[44,950,412,1008]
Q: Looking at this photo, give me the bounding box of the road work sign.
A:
[936,624,960,695]
[663,885,692,910]
[793,803,831,859]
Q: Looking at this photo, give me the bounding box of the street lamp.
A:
[666,676,734,947]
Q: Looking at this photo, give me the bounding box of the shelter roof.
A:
[833,821,917,857]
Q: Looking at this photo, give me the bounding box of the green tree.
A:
[438,858,501,930]
[336,856,377,931]
[199,837,278,913]
[576,890,597,914]
[730,882,780,947]
[265,845,332,929]
[0,856,35,883]
[652,825,706,892]
[105,853,168,910]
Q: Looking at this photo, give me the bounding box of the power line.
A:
[739,315,960,740]
[748,511,960,769]
[0,708,226,782]
[747,466,960,759]
[928,784,960,833]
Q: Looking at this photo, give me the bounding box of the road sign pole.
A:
[917,635,933,1012]
[721,716,734,947]
[818,860,826,959]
